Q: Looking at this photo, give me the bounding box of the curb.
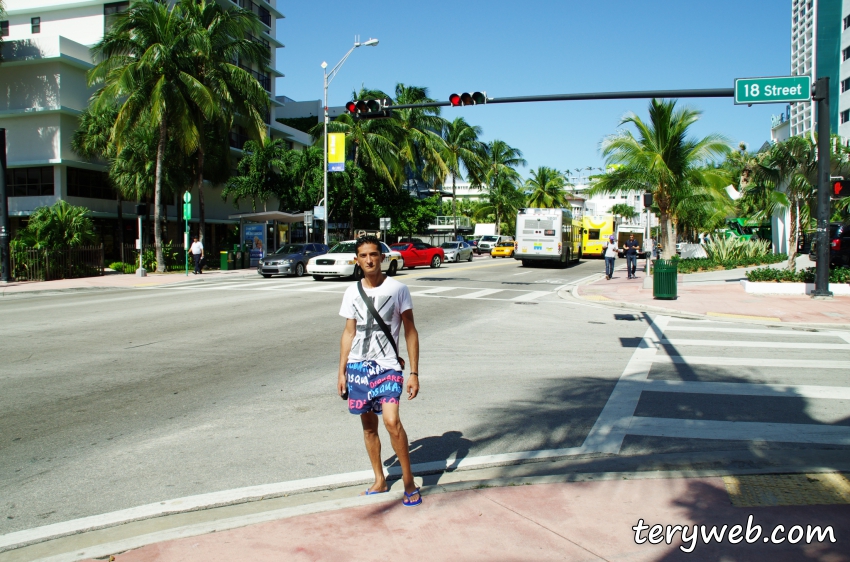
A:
[561,276,850,331]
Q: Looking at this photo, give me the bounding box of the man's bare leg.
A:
[360,412,387,494]
[381,403,420,502]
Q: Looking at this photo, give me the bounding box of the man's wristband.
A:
[409,372,418,377]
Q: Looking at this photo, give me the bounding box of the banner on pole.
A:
[327,133,345,172]
[313,205,325,221]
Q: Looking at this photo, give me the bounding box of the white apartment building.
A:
[0,0,311,259]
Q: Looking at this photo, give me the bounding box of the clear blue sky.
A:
[275,0,790,179]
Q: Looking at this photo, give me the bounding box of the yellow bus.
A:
[581,215,615,258]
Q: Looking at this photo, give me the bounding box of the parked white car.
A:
[307,240,404,280]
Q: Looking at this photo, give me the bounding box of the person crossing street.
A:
[189,236,204,275]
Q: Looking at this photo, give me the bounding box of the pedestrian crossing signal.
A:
[832,180,850,199]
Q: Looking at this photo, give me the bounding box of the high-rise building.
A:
[789,0,846,138]
[0,0,310,259]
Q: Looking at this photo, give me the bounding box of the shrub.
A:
[704,237,771,262]
[746,266,850,283]
[667,253,787,274]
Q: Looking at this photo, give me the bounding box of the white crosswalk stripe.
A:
[145,281,557,302]
[580,317,850,454]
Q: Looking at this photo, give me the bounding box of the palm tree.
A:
[179,0,270,245]
[481,140,526,233]
[475,175,526,235]
[324,87,401,237]
[89,0,216,271]
[609,202,639,223]
[438,117,485,237]
[525,166,569,208]
[391,84,448,190]
[590,99,730,258]
[222,137,287,211]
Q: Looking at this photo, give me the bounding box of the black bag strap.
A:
[357,280,402,365]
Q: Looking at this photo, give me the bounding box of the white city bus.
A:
[514,207,582,267]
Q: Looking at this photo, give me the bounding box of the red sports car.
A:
[389,242,444,269]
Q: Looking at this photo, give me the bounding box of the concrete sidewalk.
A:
[576,265,850,325]
[53,472,845,562]
[0,269,256,296]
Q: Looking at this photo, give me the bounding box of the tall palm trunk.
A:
[196,114,206,244]
[350,143,360,239]
[116,192,124,262]
[154,117,167,272]
[452,174,457,239]
[787,196,799,271]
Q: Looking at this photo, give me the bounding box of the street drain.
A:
[514,302,538,305]
[417,277,469,282]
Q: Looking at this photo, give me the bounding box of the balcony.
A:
[229,130,251,150]
[232,0,272,27]
[239,64,271,92]
[428,216,472,231]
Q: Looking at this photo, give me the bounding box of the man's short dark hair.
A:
[356,235,382,253]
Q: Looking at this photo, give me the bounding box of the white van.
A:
[477,234,513,254]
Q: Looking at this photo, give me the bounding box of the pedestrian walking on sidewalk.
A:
[624,233,640,279]
[603,234,618,280]
[338,235,422,507]
[190,236,204,274]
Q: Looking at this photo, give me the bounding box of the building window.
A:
[842,110,850,124]
[31,17,40,34]
[0,21,8,37]
[845,15,850,29]
[6,167,54,197]
[67,167,113,199]
[843,78,850,93]
[104,2,130,34]
[844,47,850,61]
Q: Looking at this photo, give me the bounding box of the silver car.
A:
[258,243,328,278]
[440,241,474,262]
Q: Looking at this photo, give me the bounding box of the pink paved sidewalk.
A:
[0,269,255,295]
[83,477,850,562]
[578,270,850,324]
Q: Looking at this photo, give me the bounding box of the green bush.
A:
[746,267,850,283]
[703,237,772,262]
[668,253,787,274]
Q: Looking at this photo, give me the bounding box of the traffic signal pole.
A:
[812,77,832,298]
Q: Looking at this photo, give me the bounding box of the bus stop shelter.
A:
[228,211,308,255]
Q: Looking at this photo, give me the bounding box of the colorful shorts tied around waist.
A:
[346,360,403,415]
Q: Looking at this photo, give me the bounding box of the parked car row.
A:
[257,239,482,280]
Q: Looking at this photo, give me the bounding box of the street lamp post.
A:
[322,37,378,246]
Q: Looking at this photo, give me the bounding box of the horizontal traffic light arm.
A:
[381,87,737,111]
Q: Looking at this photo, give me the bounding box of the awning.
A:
[228,211,307,223]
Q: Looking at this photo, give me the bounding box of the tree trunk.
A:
[786,196,799,271]
[659,211,675,259]
[197,121,206,245]
[117,192,124,262]
[154,118,167,273]
[452,174,457,239]
[350,144,359,239]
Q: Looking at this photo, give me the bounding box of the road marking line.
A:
[409,287,456,296]
[510,290,551,302]
[512,271,531,276]
[454,289,503,299]
[580,315,670,454]
[659,338,850,350]
[651,355,850,369]
[402,260,518,278]
[582,295,611,301]
[707,311,782,322]
[641,380,850,400]
[626,417,850,445]
[663,326,835,336]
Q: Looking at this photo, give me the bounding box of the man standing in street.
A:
[625,233,640,279]
[338,236,422,507]
[189,235,204,275]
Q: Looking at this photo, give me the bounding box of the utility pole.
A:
[0,129,10,283]
[812,77,832,298]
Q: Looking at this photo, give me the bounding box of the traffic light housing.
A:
[345,98,393,120]
[449,91,487,106]
[832,180,850,199]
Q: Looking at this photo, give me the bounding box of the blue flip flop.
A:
[364,489,388,495]
[402,487,422,507]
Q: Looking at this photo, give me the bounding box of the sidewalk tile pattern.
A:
[724,473,850,507]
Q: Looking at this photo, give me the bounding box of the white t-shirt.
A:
[339,277,413,371]
[604,241,619,258]
[190,241,204,255]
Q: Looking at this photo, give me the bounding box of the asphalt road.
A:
[2,254,849,535]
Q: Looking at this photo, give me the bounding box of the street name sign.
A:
[734,76,811,105]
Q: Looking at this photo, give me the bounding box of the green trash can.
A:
[653,259,678,300]
[220,251,229,271]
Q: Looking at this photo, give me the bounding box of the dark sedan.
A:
[258,243,328,277]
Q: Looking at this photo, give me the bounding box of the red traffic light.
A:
[345,101,357,113]
[448,92,487,106]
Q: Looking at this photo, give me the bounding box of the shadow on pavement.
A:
[384,430,472,471]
